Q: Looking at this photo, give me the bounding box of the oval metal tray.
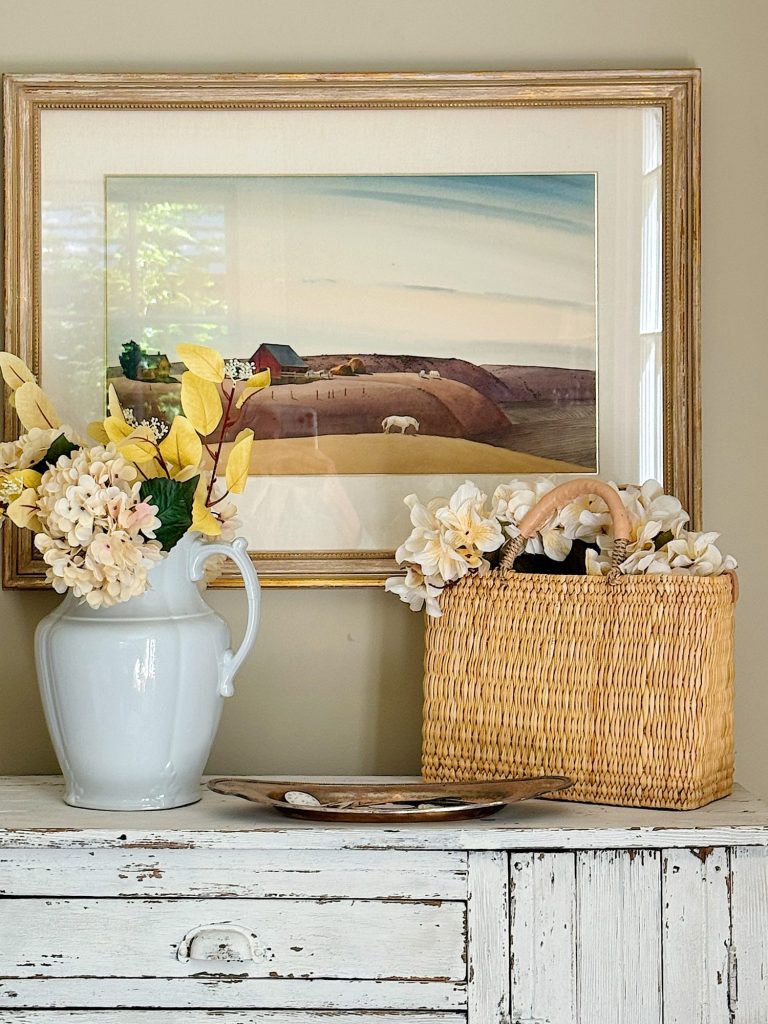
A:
[207,776,572,822]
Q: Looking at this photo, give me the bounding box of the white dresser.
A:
[1,776,767,1023]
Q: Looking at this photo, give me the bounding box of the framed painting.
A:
[2,70,701,588]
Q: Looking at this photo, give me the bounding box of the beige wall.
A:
[1,0,766,796]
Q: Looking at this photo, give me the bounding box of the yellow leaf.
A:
[173,464,201,483]
[88,421,110,444]
[6,488,41,530]
[0,353,36,391]
[138,458,164,480]
[176,344,225,384]
[159,415,203,470]
[17,469,42,489]
[180,372,222,436]
[103,416,133,444]
[118,427,158,464]
[191,499,222,536]
[14,382,61,431]
[235,368,271,408]
[225,429,254,494]
[0,469,41,509]
[107,384,126,422]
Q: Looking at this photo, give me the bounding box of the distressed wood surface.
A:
[0,897,465,982]
[576,850,663,1023]
[510,851,576,1023]
[0,846,467,899]
[662,847,731,1023]
[0,978,466,1012]
[731,845,768,1022]
[467,852,510,1023]
[1,778,766,850]
[7,1014,464,1023]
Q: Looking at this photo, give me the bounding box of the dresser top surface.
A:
[0,777,766,850]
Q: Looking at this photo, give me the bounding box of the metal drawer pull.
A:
[177,923,260,963]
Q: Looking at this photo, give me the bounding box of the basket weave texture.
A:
[423,570,736,809]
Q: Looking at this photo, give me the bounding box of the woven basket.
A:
[422,480,737,810]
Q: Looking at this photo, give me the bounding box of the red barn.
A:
[250,343,308,382]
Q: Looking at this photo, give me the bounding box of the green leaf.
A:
[139,475,199,552]
[653,529,675,550]
[31,433,78,473]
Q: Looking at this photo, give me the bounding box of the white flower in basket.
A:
[387,476,736,616]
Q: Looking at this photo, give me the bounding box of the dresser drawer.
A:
[0,847,467,899]
[7,1014,464,1023]
[0,896,466,1011]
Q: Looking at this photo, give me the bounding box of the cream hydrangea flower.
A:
[0,426,78,472]
[385,565,444,616]
[31,444,163,607]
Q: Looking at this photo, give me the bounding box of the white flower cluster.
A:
[385,482,504,615]
[224,359,255,381]
[386,478,737,616]
[122,408,169,441]
[33,446,163,608]
[0,426,76,471]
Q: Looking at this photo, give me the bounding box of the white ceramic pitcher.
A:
[34,535,260,810]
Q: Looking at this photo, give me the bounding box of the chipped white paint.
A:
[0,846,467,899]
[0,978,466,1011]
[731,846,768,1022]
[467,851,510,1023]
[510,851,576,1023]
[2,778,768,1020]
[8,1015,464,1024]
[0,897,465,981]
[1,777,767,850]
[662,846,731,1023]
[576,850,663,1023]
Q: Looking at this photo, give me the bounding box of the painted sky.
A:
[106,173,597,369]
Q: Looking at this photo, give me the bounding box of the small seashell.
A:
[283,790,321,806]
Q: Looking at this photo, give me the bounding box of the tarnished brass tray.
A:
[208,776,572,822]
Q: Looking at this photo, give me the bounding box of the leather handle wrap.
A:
[500,479,631,574]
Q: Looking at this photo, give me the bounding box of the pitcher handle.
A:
[188,536,261,698]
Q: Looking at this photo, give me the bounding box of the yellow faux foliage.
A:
[159,415,203,470]
[235,368,271,408]
[6,486,42,530]
[180,372,223,436]
[107,384,126,423]
[117,427,159,465]
[88,421,110,444]
[0,353,36,391]
[176,343,225,384]
[225,428,254,495]
[191,499,222,536]
[14,382,61,432]
[103,416,133,444]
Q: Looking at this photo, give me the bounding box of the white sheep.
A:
[382,415,420,434]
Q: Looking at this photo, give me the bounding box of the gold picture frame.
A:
[3,70,701,589]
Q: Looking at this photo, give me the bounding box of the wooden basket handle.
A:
[500,479,631,574]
